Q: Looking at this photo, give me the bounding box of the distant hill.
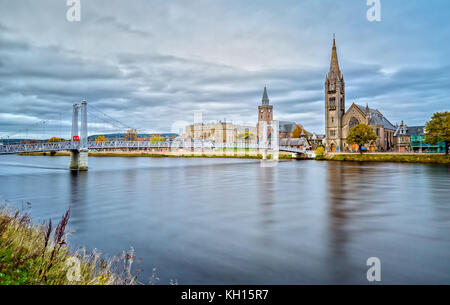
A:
[87,133,178,140]
[1,133,179,144]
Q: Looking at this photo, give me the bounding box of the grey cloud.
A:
[0,1,448,136]
[94,16,152,38]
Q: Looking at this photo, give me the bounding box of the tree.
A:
[238,131,256,140]
[424,111,450,155]
[315,146,325,160]
[291,125,308,138]
[150,136,164,142]
[124,129,138,141]
[346,123,377,154]
[48,137,61,142]
[95,135,108,142]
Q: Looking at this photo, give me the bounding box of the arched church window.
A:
[349,117,359,129]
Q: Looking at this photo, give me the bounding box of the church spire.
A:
[329,35,341,78]
[262,85,269,105]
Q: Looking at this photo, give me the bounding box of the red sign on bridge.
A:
[73,135,80,141]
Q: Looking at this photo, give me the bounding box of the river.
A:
[0,155,449,284]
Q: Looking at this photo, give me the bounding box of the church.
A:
[323,38,396,152]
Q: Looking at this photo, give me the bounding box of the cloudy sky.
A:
[0,0,449,138]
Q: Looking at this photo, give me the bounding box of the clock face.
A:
[260,109,264,113]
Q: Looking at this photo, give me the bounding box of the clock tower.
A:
[257,86,273,143]
[324,36,345,151]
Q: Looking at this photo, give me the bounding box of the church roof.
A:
[327,36,342,79]
[262,86,269,105]
[355,104,396,130]
[280,137,309,146]
[279,121,297,133]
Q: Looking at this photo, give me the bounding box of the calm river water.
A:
[0,155,449,284]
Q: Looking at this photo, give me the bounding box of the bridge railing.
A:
[1,141,311,154]
[0,142,77,154]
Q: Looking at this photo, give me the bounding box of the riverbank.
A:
[19,151,294,159]
[325,153,450,164]
[0,206,136,285]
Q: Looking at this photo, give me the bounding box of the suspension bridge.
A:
[0,101,311,170]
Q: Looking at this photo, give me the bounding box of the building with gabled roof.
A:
[323,37,396,152]
[394,122,446,153]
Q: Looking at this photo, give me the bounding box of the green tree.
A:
[315,146,325,160]
[424,111,450,155]
[150,136,164,142]
[291,125,308,138]
[48,137,61,142]
[95,135,108,142]
[238,131,256,140]
[124,129,138,141]
[346,123,377,154]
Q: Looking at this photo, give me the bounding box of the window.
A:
[331,117,334,123]
[349,117,359,129]
[329,97,336,108]
[330,81,335,91]
[329,130,336,137]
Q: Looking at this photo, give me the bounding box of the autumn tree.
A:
[124,129,138,141]
[95,135,108,142]
[291,125,308,138]
[424,111,450,155]
[48,137,61,142]
[238,131,256,140]
[346,123,377,154]
[315,146,325,160]
[150,136,164,142]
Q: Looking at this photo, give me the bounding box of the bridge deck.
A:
[0,141,310,155]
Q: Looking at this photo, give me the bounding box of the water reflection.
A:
[258,167,275,226]
[0,155,449,284]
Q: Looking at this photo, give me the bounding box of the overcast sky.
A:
[0,0,449,138]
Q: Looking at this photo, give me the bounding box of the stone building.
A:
[256,86,304,142]
[280,137,311,150]
[308,132,325,150]
[185,121,257,144]
[323,37,396,152]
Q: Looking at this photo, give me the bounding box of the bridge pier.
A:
[273,151,279,161]
[78,150,88,171]
[70,150,79,170]
[262,149,267,160]
[69,100,89,171]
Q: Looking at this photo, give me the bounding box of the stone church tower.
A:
[257,86,273,143]
[324,37,345,151]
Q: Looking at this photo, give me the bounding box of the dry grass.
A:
[0,205,137,285]
[327,153,450,164]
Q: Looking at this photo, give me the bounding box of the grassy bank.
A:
[19,151,293,159]
[327,153,450,164]
[0,206,136,285]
